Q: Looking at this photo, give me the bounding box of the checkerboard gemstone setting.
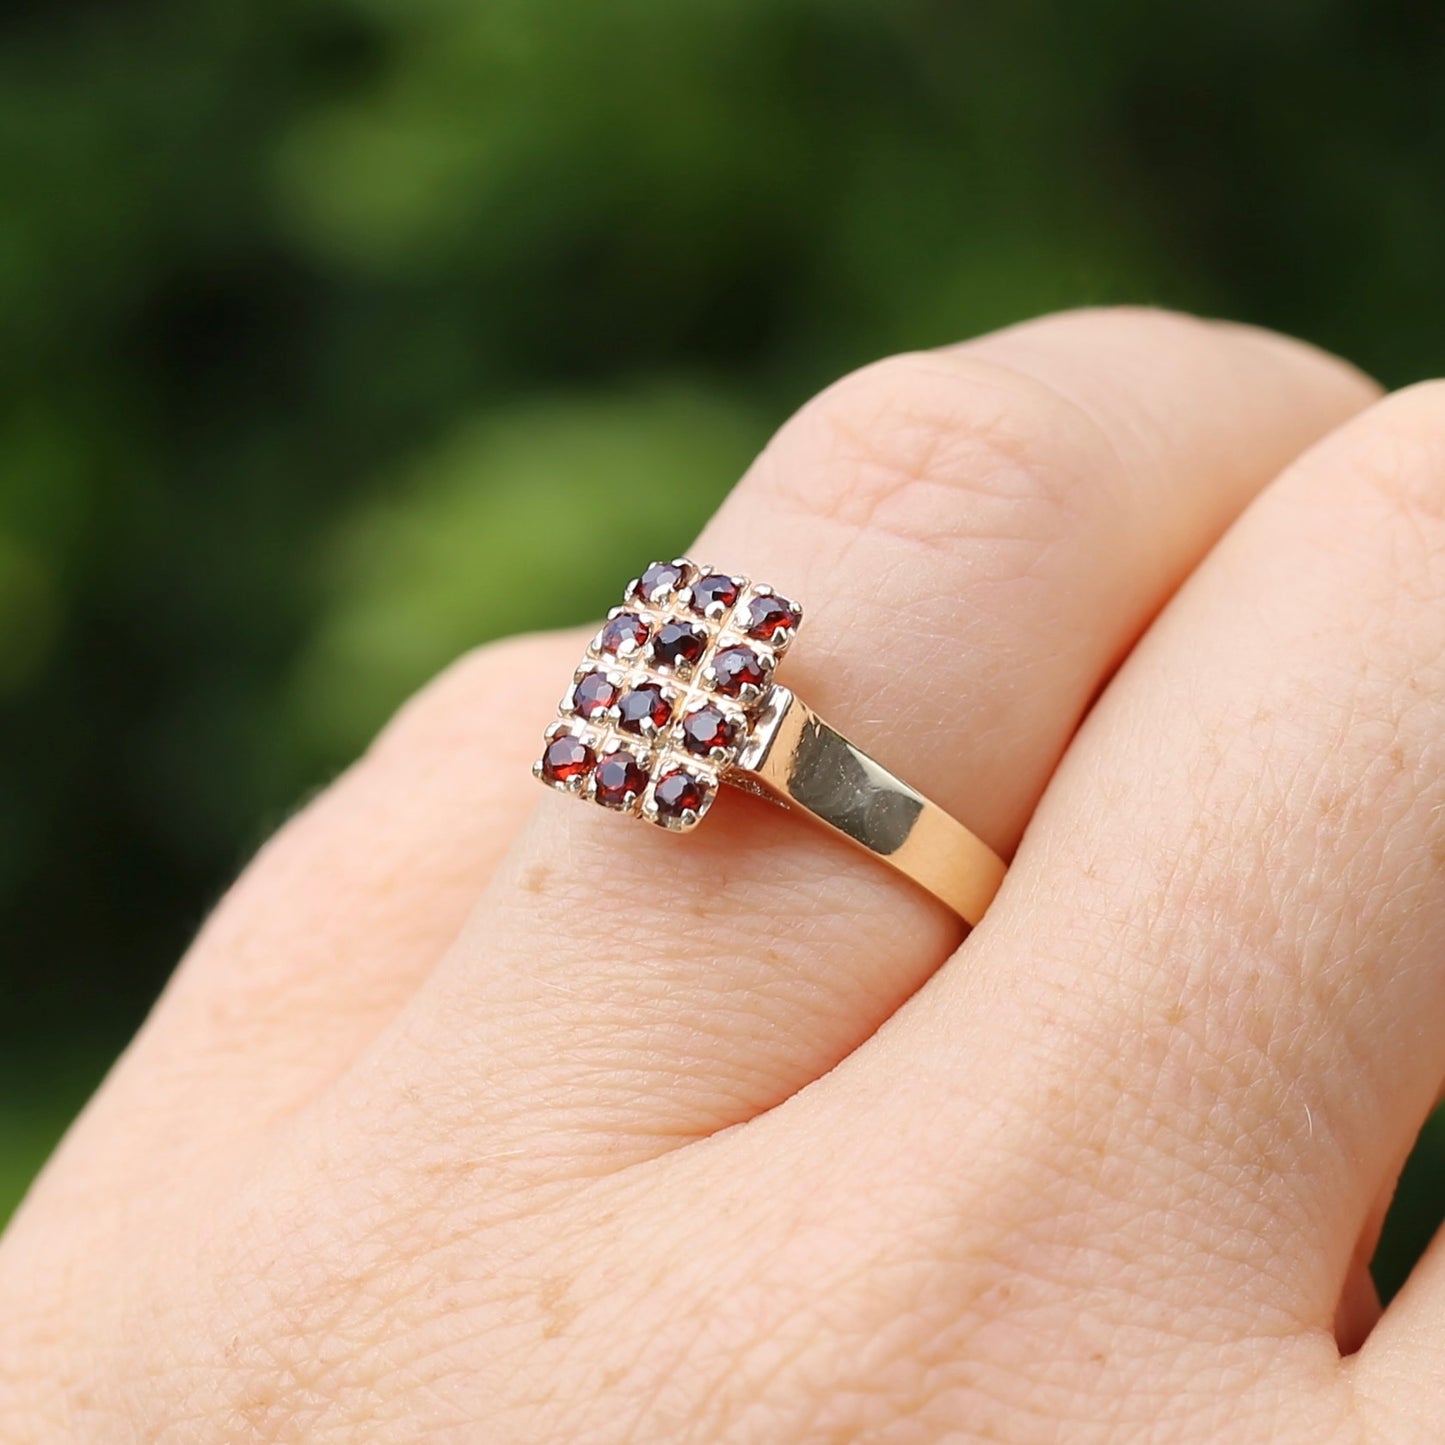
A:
[534,559,803,831]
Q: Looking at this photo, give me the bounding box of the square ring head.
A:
[534,560,802,831]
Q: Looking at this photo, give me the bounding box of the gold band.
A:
[735,686,1007,926]
[535,558,1008,927]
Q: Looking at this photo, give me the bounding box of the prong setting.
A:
[535,558,802,832]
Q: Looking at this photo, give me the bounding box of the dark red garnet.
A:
[540,735,594,785]
[598,612,649,656]
[571,671,619,718]
[593,751,649,808]
[710,645,767,697]
[651,620,707,670]
[617,683,672,734]
[689,573,739,614]
[741,593,801,643]
[681,704,737,757]
[633,561,686,603]
[653,767,708,821]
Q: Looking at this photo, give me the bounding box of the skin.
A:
[5,307,1445,1441]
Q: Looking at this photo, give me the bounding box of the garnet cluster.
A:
[535,558,803,831]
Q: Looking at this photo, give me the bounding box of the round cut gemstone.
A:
[653,767,708,822]
[681,704,737,757]
[689,573,739,614]
[633,560,686,604]
[540,734,594,785]
[571,670,619,718]
[617,683,672,734]
[651,620,707,670]
[598,612,649,656]
[742,593,801,643]
[593,751,649,808]
[710,645,767,697]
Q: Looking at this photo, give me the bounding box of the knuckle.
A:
[1270,379,1445,634]
[1327,378,1445,530]
[764,344,1124,553]
[1013,302,1217,351]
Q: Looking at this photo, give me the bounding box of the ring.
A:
[534,559,1008,925]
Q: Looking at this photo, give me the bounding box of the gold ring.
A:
[534,559,1008,926]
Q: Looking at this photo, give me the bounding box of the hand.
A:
[5,307,1441,1442]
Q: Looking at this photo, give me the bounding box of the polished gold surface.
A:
[736,686,1007,926]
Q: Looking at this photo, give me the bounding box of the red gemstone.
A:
[598,612,649,656]
[617,683,672,734]
[690,573,739,614]
[593,751,649,808]
[681,704,737,757]
[653,767,708,821]
[540,734,594,785]
[571,671,619,718]
[710,645,767,697]
[633,561,686,604]
[742,593,801,643]
[651,620,707,670]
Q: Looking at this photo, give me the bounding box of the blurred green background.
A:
[4,0,1444,1292]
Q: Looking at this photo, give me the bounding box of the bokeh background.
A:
[5,0,1445,1291]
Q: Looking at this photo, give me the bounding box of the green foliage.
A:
[3,0,1445,1261]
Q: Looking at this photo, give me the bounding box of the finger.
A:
[342,307,1376,1173]
[1353,1222,1445,1430]
[20,630,587,1219]
[848,381,1445,1355]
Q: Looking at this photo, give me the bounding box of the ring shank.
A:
[733,687,1007,926]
